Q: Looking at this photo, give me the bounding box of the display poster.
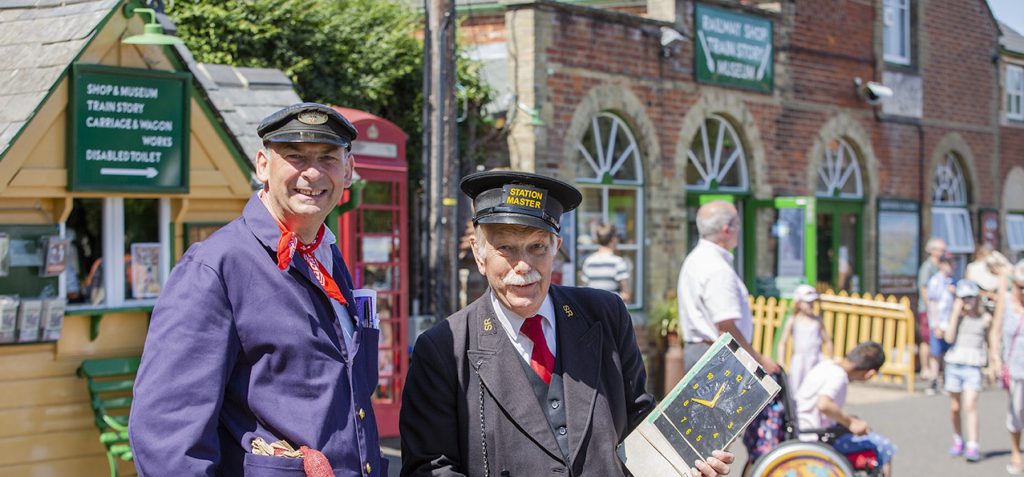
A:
[0,296,19,343]
[40,298,67,341]
[16,299,42,342]
[980,209,1000,250]
[130,242,162,299]
[0,233,8,277]
[41,236,70,277]
[878,199,920,294]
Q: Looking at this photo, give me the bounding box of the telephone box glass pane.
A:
[362,210,394,234]
[362,181,393,205]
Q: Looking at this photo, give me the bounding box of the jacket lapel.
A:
[551,286,602,465]
[466,295,564,461]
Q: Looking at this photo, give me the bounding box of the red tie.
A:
[521,315,555,385]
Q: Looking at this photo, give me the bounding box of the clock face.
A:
[653,343,771,463]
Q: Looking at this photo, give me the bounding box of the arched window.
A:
[931,152,974,255]
[932,152,968,206]
[816,138,863,199]
[684,114,748,274]
[685,115,748,192]
[813,137,865,292]
[575,112,644,307]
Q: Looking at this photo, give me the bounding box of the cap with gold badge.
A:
[257,102,358,149]
[461,170,582,235]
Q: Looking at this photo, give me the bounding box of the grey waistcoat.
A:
[519,349,570,460]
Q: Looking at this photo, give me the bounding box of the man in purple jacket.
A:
[129,103,386,476]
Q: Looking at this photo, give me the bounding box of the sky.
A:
[988,0,1024,36]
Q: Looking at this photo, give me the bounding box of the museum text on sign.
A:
[69,64,190,192]
[694,4,774,93]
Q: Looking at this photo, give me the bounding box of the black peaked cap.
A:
[257,102,358,148]
[461,170,582,235]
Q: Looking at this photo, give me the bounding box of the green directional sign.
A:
[694,4,773,93]
[69,64,190,192]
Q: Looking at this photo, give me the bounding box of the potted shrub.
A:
[648,293,685,396]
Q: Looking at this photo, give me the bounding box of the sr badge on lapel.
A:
[562,305,573,318]
[482,317,496,334]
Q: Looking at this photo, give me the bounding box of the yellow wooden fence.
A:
[749,291,917,393]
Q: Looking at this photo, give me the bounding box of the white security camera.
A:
[854,77,894,105]
[660,26,685,47]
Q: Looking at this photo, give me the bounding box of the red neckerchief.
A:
[275,221,347,305]
[270,445,333,477]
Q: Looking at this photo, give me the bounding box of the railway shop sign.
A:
[694,4,774,93]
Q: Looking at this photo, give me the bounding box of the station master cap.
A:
[461,170,582,235]
[257,102,358,149]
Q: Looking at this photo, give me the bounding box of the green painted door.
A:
[815,200,864,293]
[743,197,817,297]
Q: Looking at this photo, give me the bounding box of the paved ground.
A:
[845,380,1014,476]
[380,379,1018,476]
[729,379,1016,476]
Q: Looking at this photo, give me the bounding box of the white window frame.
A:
[883,0,911,65]
[685,114,749,193]
[931,207,975,254]
[575,112,644,186]
[64,197,171,310]
[575,112,645,309]
[816,137,864,199]
[932,152,968,206]
[1008,65,1024,121]
[1008,214,1024,252]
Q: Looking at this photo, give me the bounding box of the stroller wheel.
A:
[749,440,855,477]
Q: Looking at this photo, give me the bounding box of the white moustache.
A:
[502,270,541,286]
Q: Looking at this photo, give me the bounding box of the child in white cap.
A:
[943,279,992,462]
[777,284,834,392]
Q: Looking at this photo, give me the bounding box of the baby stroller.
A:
[744,370,884,477]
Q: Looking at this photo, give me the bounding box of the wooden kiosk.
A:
[0,1,255,474]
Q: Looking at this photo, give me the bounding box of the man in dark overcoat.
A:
[400,170,734,477]
[129,103,387,476]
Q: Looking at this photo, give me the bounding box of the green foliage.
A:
[168,0,494,174]
[650,294,679,337]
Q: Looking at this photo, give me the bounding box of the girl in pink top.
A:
[778,284,835,391]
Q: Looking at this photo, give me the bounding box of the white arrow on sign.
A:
[100,167,159,179]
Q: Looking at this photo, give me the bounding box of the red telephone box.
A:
[334,107,408,437]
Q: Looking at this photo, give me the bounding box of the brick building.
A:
[1000,18,1024,262]
[452,0,1023,321]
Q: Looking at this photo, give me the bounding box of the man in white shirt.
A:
[677,201,779,375]
[795,341,897,477]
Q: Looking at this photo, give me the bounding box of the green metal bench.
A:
[77,357,140,477]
